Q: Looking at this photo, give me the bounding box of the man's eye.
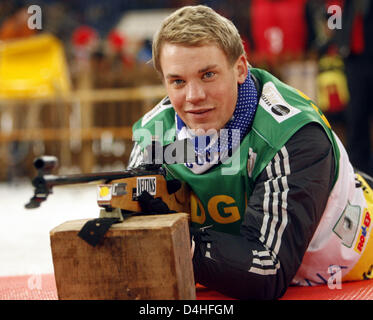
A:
[203,71,215,79]
[172,79,185,86]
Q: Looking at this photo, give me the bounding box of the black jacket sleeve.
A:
[192,123,336,299]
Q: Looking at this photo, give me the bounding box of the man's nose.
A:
[185,81,206,104]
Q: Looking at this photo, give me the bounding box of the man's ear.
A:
[235,54,248,84]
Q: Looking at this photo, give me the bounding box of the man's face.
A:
[159,43,248,132]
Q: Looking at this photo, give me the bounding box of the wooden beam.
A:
[0,85,166,104]
[0,127,133,142]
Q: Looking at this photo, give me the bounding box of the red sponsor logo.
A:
[355,210,371,253]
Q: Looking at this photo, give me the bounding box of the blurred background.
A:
[0,0,372,278]
[1,0,372,182]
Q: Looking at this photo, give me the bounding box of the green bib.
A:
[132,68,340,235]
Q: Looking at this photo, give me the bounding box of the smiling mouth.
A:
[186,108,213,114]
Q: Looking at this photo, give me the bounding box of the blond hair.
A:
[152,5,245,74]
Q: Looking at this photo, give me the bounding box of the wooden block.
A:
[50,213,196,300]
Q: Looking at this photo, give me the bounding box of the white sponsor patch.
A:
[141,97,173,126]
[332,202,361,248]
[136,177,157,196]
[259,82,301,123]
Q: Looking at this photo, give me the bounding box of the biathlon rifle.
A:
[25,156,190,215]
[24,140,193,246]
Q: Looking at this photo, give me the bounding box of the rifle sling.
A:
[78,218,121,247]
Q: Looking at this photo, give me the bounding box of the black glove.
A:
[137,190,176,214]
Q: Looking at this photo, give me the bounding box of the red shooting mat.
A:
[0,274,373,300]
[197,281,373,300]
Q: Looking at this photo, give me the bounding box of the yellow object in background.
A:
[0,33,70,100]
[316,55,349,114]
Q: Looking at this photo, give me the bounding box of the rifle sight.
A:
[34,156,58,172]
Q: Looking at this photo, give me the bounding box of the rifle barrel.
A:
[36,166,164,189]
